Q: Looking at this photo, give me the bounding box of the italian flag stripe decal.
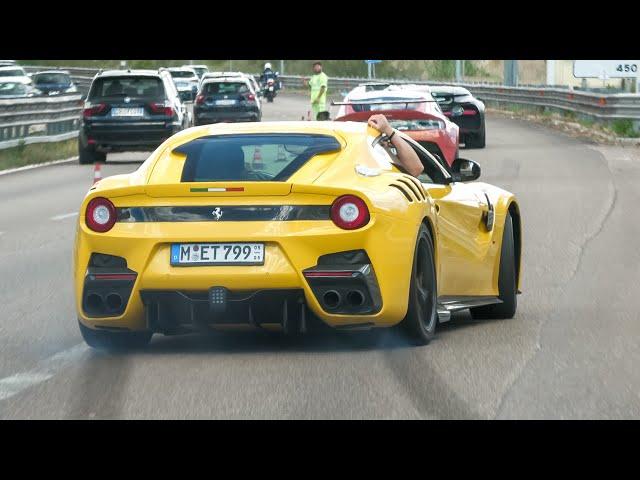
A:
[190,187,245,192]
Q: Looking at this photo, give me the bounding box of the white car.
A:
[185,64,209,79]
[0,76,37,98]
[0,66,32,85]
[163,67,199,98]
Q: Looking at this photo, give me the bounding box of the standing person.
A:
[307,61,328,121]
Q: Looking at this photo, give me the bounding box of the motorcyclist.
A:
[259,62,278,88]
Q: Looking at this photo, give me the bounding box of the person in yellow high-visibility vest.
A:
[305,61,328,120]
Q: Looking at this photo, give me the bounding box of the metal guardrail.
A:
[0,94,82,150]
[0,67,638,151]
[276,75,640,124]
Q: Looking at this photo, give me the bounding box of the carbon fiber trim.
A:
[116,205,331,222]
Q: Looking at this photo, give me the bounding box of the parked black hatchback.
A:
[78,69,188,164]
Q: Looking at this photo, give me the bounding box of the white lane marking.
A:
[0,156,78,177]
[0,343,89,402]
[51,212,78,221]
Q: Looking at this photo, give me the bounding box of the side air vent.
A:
[397,178,423,202]
[389,183,415,202]
[403,176,427,200]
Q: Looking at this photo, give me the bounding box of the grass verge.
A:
[0,138,77,172]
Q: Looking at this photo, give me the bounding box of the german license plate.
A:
[171,243,264,266]
[112,107,144,117]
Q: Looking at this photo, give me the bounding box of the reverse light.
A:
[330,195,370,230]
[85,197,116,233]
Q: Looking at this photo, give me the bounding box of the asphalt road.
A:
[1,93,639,419]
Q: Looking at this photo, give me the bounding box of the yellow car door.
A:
[424,181,496,296]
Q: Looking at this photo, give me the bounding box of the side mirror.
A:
[451,158,481,182]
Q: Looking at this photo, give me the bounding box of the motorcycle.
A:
[263,78,276,102]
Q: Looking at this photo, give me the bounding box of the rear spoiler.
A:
[332,99,436,107]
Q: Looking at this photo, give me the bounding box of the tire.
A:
[79,321,152,351]
[466,123,486,149]
[78,141,106,165]
[400,224,438,345]
[470,212,517,319]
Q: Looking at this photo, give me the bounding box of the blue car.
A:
[32,70,77,95]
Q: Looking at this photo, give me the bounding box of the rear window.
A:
[364,84,390,92]
[203,82,249,95]
[175,134,341,182]
[90,76,165,99]
[34,73,71,85]
[0,68,25,77]
[170,71,195,78]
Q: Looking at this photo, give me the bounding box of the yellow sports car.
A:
[73,121,522,349]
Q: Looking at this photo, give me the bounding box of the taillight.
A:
[149,102,174,116]
[245,93,255,101]
[85,197,117,233]
[330,195,370,230]
[195,94,205,105]
[82,102,106,119]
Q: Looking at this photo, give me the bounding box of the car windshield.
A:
[0,68,25,77]
[34,73,71,85]
[203,82,249,95]
[0,82,26,96]
[90,76,165,99]
[170,71,195,78]
[175,134,342,182]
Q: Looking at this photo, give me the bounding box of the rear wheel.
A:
[466,124,486,149]
[78,141,106,165]
[401,224,438,345]
[470,213,517,319]
[79,321,152,351]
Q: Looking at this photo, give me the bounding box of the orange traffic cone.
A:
[252,146,264,170]
[276,144,286,162]
[93,162,102,184]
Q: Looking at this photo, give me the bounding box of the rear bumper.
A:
[80,122,181,151]
[194,109,260,124]
[74,214,417,333]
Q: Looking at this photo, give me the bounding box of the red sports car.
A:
[333,88,459,167]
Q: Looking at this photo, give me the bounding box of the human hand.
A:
[367,114,393,136]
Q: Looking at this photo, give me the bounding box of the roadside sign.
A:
[574,60,639,79]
